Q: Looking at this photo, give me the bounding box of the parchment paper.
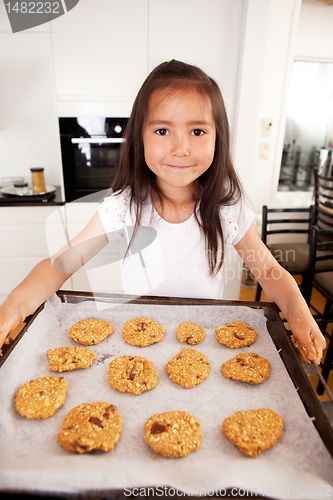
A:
[0,294,332,499]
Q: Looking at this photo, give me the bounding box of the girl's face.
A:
[143,87,216,197]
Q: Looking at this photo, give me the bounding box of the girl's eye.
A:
[191,129,205,136]
[155,129,169,136]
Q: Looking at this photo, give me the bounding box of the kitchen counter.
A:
[0,186,64,206]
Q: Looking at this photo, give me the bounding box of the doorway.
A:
[279,60,333,191]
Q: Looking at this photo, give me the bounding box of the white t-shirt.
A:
[97,187,254,299]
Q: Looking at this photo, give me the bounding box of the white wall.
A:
[296,0,333,62]
[231,0,272,201]
[246,0,303,212]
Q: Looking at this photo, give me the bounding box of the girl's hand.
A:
[0,297,26,350]
[288,313,326,365]
[235,226,326,366]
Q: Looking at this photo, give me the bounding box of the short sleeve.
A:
[221,202,254,246]
[97,188,131,241]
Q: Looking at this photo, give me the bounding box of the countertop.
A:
[0,186,64,206]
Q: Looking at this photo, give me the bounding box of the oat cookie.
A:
[166,348,210,388]
[108,355,159,394]
[215,321,258,348]
[68,318,114,345]
[47,346,96,372]
[57,402,122,454]
[15,376,68,419]
[223,408,284,458]
[176,322,206,345]
[221,353,270,384]
[144,411,202,458]
[122,317,166,346]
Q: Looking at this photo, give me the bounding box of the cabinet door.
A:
[0,206,72,294]
[51,0,148,99]
[65,202,124,294]
[148,0,243,124]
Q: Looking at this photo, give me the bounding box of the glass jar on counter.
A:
[13,182,29,195]
[30,168,46,194]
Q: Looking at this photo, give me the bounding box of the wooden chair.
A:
[255,206,315,301]
[304,226,333,394]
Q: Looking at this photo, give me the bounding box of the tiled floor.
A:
[238,276,333,403]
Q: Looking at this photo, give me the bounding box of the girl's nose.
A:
[171,134,190,157]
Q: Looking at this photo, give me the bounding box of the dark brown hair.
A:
[112,59,243,275]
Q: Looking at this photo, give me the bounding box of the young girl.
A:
[0,60,325,364]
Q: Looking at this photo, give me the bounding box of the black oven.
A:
[59,117,128,202]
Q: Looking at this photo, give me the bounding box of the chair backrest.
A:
[314,168,333,231]
[261,206,315,245]
[304,225,333,303]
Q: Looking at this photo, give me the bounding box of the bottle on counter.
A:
[30,168,46,194]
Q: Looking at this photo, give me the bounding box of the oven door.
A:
[61,137,124,202]
[59,117,128,202]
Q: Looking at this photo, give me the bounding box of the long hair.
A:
[112,60,243,276]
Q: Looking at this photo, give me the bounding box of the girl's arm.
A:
[0,212,109,349]
[235,224,326,365]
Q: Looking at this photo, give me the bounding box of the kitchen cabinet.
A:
[0,202,242,300]
[51,0,148,107]
[148,0,243,129]
[51,0,243,121]
[62,201,123,294]
[0,203,123,298]
[0,206,72,295]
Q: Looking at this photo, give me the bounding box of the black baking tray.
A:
[1,291,333,500]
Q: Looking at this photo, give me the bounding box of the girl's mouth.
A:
[166,164,193,170]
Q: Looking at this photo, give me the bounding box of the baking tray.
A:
[1,291,333,500]
[60,292,333,454]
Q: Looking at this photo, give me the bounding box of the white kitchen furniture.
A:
[0,203,124,299]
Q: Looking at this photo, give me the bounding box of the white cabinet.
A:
[0,203,124,297]
[51,0,148,112]
[0,203,243,300]
[62,202,123,294]
[0,206,72,294]
[148,0,243,126]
